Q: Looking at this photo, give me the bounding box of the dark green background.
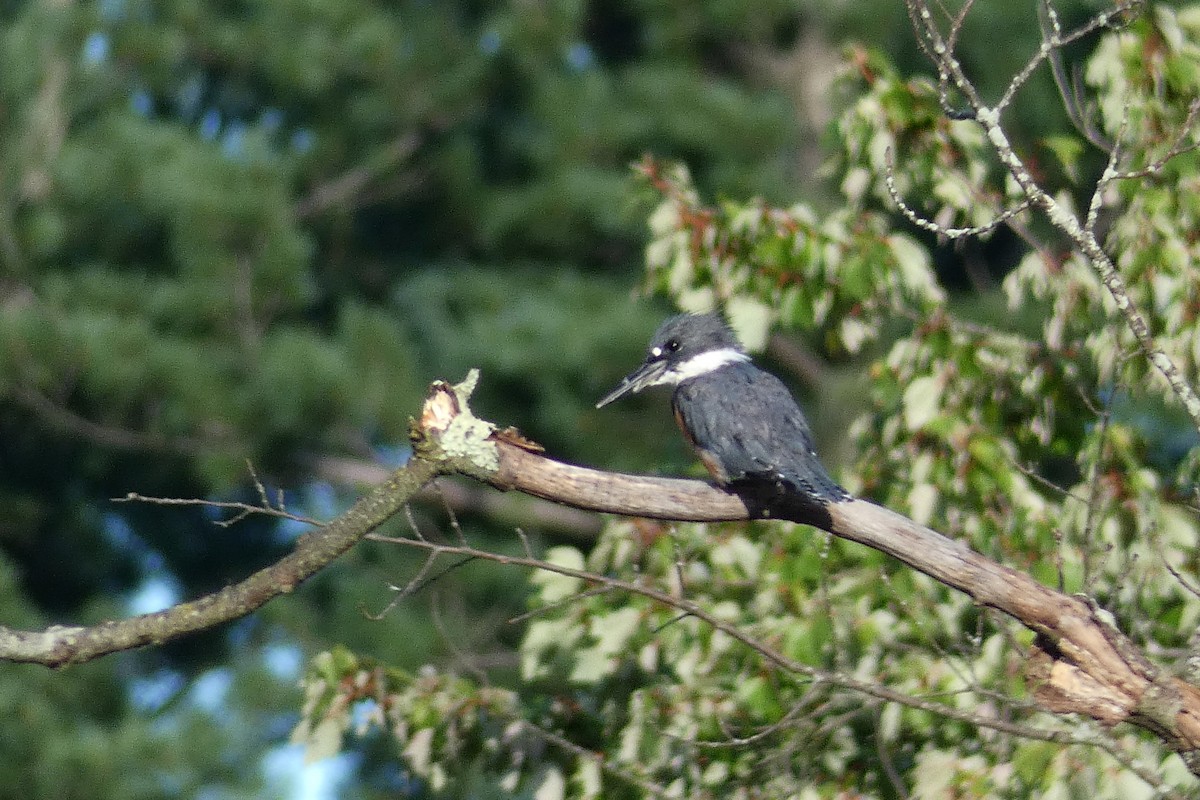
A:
[0,1,1110,796]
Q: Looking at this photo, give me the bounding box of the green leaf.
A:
[902,375,942,431]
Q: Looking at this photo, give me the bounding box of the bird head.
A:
[596,313,747,408]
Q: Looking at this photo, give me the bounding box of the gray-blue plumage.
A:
[671,358,848,501]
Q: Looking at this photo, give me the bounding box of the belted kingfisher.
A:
[597,312,849,504]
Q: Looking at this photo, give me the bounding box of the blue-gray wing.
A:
[673,362,848,502]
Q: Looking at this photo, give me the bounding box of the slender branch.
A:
[366,530,1182,797]
[0,456,440,666]
[293,132,422,220]
[1042,0,1121,151]
[903,0,1200,435]
[12,384,214,457]
[884,149,1033,239]
[3,372,1199,777]
[366,533,1079,743]
[312,455,604,540]
[447,396,1200,770]
[998,0,1143,115]
[1103,99,1200,183]
[113,491,318,528]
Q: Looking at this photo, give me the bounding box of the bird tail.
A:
[750,464,850,504]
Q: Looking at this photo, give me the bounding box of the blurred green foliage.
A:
[0,0,828,796]
[294,4,1200,799]
[4,0,1197,797]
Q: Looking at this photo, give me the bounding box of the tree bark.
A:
[1,373,1197,775]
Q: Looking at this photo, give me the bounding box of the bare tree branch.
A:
[365,530,1181,797]
[3,371,1199,775]
[293,132,423,220]
[0,456,440,666]
[312,455,605,540]
[902,0,1200,436]
[884,152,1034,240]
[432,375,1200,769]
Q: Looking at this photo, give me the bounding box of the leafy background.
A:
[2,1,1198,798]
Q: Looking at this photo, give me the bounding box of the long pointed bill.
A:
[595,360,669,408]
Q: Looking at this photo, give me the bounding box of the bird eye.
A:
[666,339,681,352]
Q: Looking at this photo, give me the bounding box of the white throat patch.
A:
[656,347,749,385]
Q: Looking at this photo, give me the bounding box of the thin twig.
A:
[433,479,469,547]
[903,0,1200,435]
[1081,390,1115,594]
[1105,99,1200,182]
[113,492,321,528]
[885,152,1034,239]
[367,529,1180,794]
[876,703,913,800]
[506,584,616,625]
[363,549,443,621]
[403,504,428,542]
[999,0,1142,115]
